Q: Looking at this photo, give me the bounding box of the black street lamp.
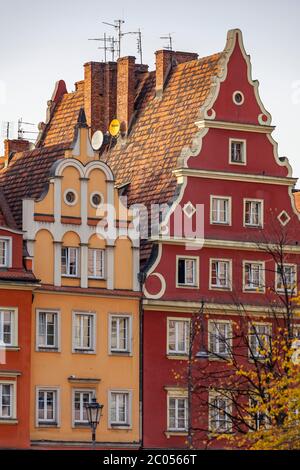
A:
[85,397,103,446]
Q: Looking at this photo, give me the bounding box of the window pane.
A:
[178,259,185,284]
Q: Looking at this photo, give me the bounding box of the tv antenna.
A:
[88,33,117,62]
[102,19,125,59]
[18,118,38,141]
[1,121,14,140]
[160,33,173,51]
[122,28,143,64]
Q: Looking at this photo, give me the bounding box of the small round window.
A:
[90,192,103,208]
[64,189,77,206]
[233,91,244,105]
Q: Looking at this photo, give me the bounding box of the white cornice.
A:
[143,299,299,315]
[173,168,297,186]
[195,119,275,134]
[150,236,300,253]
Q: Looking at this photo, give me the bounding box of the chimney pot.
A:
[117,56,136,135]
[155,50,198,97]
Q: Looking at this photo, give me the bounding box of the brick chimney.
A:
[84,62,105,136]
[84,62,118,136]
[117,56,136,134]
[0,139,31,169]
[155,50,198,97]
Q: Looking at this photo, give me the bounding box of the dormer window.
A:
[0,239,10,267]
[229,139,246,165]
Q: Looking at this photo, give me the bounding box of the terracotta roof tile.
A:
[0,144,68,228]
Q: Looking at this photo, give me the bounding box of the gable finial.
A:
[77,108,88,128]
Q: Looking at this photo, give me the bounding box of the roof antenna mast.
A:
[102,19,125,59]
[160,33,173,51]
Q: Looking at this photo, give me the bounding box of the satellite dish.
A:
[109,119,120,137]
[91,130,104,150]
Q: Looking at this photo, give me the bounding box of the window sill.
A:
[61,275,80,279]
[109,351,132,356]
[0,346,20,351]
[167,354,189,361]
[37,347,60,353]
[0,419,18,425]
[243,288,265,294]
[110,423,132,430]
[72,349,96,355]
[37,423,59,428]
[209,354,231,362]
[165,431,188,438]
[73,423,90,429]
[209,286,231,291]
[176,284,199,289]
[244,224,262,229]
[88,277,106,281]
[211,222,231,226]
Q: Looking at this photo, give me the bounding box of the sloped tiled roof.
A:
[0,188,17,229]
[39,89,84,147]
[104,53,223,209]
[0,144,68,228]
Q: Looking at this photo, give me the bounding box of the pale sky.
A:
[1,0,300,181]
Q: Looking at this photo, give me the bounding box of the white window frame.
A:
[63,188,78,206]
[243,261,265,293]
[248,322,272,360]
[88,248,105,279]
[210,196,232,225]
[167,317,190,356]
[109,314,132,354]
[108,390,132,429]
[243,198,264,228]
[36,386,60,427]
[0,308,18,347]
[275,263,297,294]
[72,388,95,427]
[209,258,232,291]
[229,138,247,165]
[0,237,12,268]
[176,256,199,288]
[36,309,60,351]
[61,246,79,277]
[209,391,232,433]
[208,320,232,358]
[72,311,96,354]
[0,381,17,420]
[167,389,188,432]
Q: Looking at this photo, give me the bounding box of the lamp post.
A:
[85,397,103,446]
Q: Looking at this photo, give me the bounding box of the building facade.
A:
[0,115,141,448]
[0,190,38,448]
[142,30,300,448]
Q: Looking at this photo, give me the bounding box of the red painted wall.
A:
[0,229,33,448]
[143,31,300,448]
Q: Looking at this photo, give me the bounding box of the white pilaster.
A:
[132,246,140,291]
[106,245,114,290]
[53,241,62,287]
[54,177,62,223]
[80,178,88,226]
[80,243,88,288]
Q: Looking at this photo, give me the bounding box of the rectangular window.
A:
[37,311,59,349]
[73,313,95,352]
[168,396,188,431]
[244,200,263,227]
[0,383,13,419]
[109,392,130,426]
[177,258,197,287]
[0,310,15,346]
[276,264,297,293]
[209,394,232,432]
[61,247,79,277]
[210,260,231,289]
[249,398,268,431]
[0,239,9,267]
[88,248,105,279]
[244,262,264,291]
[73,390,94,425]
[110,316,130,353]
[211,197,230,225]
[209,321,232,357]
[230,140,245,164]
[37,389,58,425]
[249,323,272,359]
[168,319,189,355]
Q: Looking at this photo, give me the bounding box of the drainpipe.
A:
[138,271,146,450]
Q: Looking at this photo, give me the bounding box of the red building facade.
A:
[142,30,300,448]
[0,190,37,448]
